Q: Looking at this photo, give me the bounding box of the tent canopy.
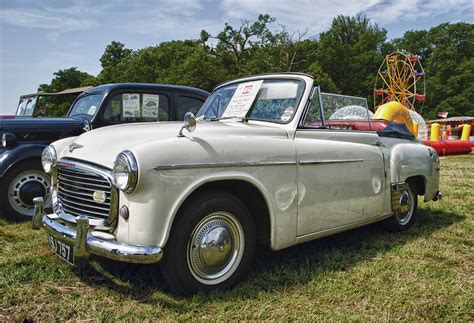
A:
[426,116,474,126]
[19,86,93,99]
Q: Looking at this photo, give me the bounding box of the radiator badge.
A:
[92,191,107,204]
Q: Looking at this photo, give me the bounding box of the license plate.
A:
[48,235,74,265]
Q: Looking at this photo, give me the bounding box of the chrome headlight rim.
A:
[41,145,57,174]
[113,150,138,193]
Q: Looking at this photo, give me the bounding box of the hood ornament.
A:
[68,143,83,152]
[177,112,197,137]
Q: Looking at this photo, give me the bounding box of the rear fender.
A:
[389,143,440,201]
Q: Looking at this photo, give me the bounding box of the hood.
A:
[61,121,289,167]
[1,117,84,132]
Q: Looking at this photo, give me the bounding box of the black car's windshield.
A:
[16,97,37,116]
[198,79,305,123]
[68,94,103,117]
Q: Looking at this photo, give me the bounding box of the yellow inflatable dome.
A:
[373,101,416,135]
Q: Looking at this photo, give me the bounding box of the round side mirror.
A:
[184,112,196,132]
[178,112,197,137]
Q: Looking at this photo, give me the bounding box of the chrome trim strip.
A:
[58,176,110,189]
[154,161,296,171]
[298,159,364,165]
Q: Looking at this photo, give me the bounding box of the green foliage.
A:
[98,41,132,84]
[318,15,387,107]
[40,16,473,119]
[422,23,474,119]
[38,67,97,117]
[202,14,276,73]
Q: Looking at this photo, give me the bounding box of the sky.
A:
[0,0,473,115]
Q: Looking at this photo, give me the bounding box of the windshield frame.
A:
[197,77,307,125]
[66,92,105,118]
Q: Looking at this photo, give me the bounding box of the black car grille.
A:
[57,167,112,220]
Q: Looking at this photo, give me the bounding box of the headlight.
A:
[41,145,57,173]
[2,133,16,148]
[112,150,138,193]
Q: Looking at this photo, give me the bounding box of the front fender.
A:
[0,144,46,177]
[121,163,298,251]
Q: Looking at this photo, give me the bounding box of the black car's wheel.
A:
[0,160,50,221]
[384,182,418,232]
[160,191,255,296]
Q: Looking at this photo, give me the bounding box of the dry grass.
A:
[1,154,473,320]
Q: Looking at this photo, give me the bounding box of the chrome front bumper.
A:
[32,197,163,265]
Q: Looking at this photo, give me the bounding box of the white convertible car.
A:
[32,73,441,295]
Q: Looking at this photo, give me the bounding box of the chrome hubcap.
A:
[396,188,414,225]
[188,212,244,285]
[8,170,50,217]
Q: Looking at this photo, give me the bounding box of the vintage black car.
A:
[0,83,209,219]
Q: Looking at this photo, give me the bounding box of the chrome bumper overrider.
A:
[32,197,163,264]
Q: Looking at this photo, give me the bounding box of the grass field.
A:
[1,154,473,320]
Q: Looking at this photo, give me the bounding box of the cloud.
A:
[365,0,474,22]
[0,0,99,40]
[219,0,474,35]
[220,0,383,35]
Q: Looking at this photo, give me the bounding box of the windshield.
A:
[68,94,103,117]
[198,79,305,123]
[16,97,37,116]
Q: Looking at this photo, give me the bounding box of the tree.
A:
[306,62,339,93]
[98,41,132,83]
[201,14,275,73]
[38,67,97,116]
[318,15,387,106]
[420,23,473,119]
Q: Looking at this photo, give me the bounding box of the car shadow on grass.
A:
[73,208,464,305]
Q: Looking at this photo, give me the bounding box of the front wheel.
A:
[160,191,255,295]
[0,161,50,221]
[384,182,418,231]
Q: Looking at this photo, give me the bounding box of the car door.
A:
[295,88,386,236]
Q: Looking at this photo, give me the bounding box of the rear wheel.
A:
[160,191,255,295]
[384,182,418,231]
[0,161,50,221]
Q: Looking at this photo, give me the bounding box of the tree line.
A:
[39,14,473,120]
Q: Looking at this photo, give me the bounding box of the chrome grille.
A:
[57,167,112,220]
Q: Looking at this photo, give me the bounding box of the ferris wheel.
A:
[374,50,426,113]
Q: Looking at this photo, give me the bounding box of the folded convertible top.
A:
[377,121,416,140]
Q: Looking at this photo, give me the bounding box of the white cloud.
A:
[365,0,474,22]
[220,0,383,34]
[0,0,99,40]
[220,0,474,35]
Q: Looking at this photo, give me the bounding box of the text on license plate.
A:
[48,235,74,265]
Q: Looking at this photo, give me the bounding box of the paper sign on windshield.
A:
[221,80,263,118]
[122,93,140,118]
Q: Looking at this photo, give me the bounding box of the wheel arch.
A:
[164,176,274,248]
[404,175,426,196]
[0,144,46,178]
